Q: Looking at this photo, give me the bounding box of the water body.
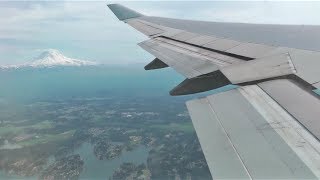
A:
[75,143,150,180]
[0,143,149,180]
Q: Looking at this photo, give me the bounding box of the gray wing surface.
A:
[108,4,320,179]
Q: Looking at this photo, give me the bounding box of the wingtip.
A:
[107,4,143,21]
[107,3,117,8]
[107,3,114,7]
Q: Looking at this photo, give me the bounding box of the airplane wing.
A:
[108,4,320,179]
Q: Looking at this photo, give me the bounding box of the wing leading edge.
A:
[108,4,320,179]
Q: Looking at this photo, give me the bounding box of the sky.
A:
[0,1,320,65]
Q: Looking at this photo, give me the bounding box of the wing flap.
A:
[187,86,319,179]
[220,53,296,84]
[259,79,320,140]
[139,39,203,78]
[187,97,251,179]
[139,38,221,78]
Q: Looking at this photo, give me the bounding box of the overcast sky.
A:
[0,1,320,65]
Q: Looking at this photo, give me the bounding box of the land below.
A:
[0,66,212,179]
[0,96,211,180]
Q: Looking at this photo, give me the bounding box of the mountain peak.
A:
[37,49,63,59]
[1,49,98,69]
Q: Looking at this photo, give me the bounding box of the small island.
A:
[40,155,84,180]
[112,162,150,180]
[93,141,124,160]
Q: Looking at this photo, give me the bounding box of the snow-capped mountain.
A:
[1,49,98,69]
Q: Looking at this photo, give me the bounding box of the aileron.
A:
[186,35,219,46]
[203,38,242,51]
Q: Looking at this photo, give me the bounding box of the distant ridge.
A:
[0,49,98,69]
